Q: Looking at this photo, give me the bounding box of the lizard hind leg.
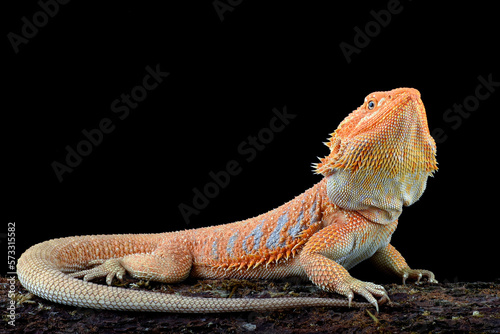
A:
[69,252,193,285]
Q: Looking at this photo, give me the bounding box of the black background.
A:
[5,1,499,282]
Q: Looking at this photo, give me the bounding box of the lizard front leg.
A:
[369,243,437,284]
[299,223,390,312]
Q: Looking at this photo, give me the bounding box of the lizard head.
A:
[314,88,438,224]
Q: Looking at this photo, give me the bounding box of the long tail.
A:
[17,235,365,312]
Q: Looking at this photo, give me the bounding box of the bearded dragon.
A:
[17,87,438,313]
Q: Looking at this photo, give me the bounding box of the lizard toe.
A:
[377,293,391,305]
[339,278,388,313]
[401,268,436,285]
[68,258,126,285]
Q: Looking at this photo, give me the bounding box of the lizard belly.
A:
[335,237,381,270]
[190,257,307,280]
[328,220,396,271]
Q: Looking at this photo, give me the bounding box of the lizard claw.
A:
[339,277,390,313]
[401,268,437,285]
[69,258,126,285]
[347,293,354,308]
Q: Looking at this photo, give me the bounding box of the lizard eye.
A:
[367,100,376,110]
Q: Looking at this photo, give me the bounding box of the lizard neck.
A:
[257,178,332,234]
[325,168,430,224]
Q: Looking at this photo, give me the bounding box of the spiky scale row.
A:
[209,217,322,273]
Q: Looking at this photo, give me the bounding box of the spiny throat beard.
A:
[314,88,438,224]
